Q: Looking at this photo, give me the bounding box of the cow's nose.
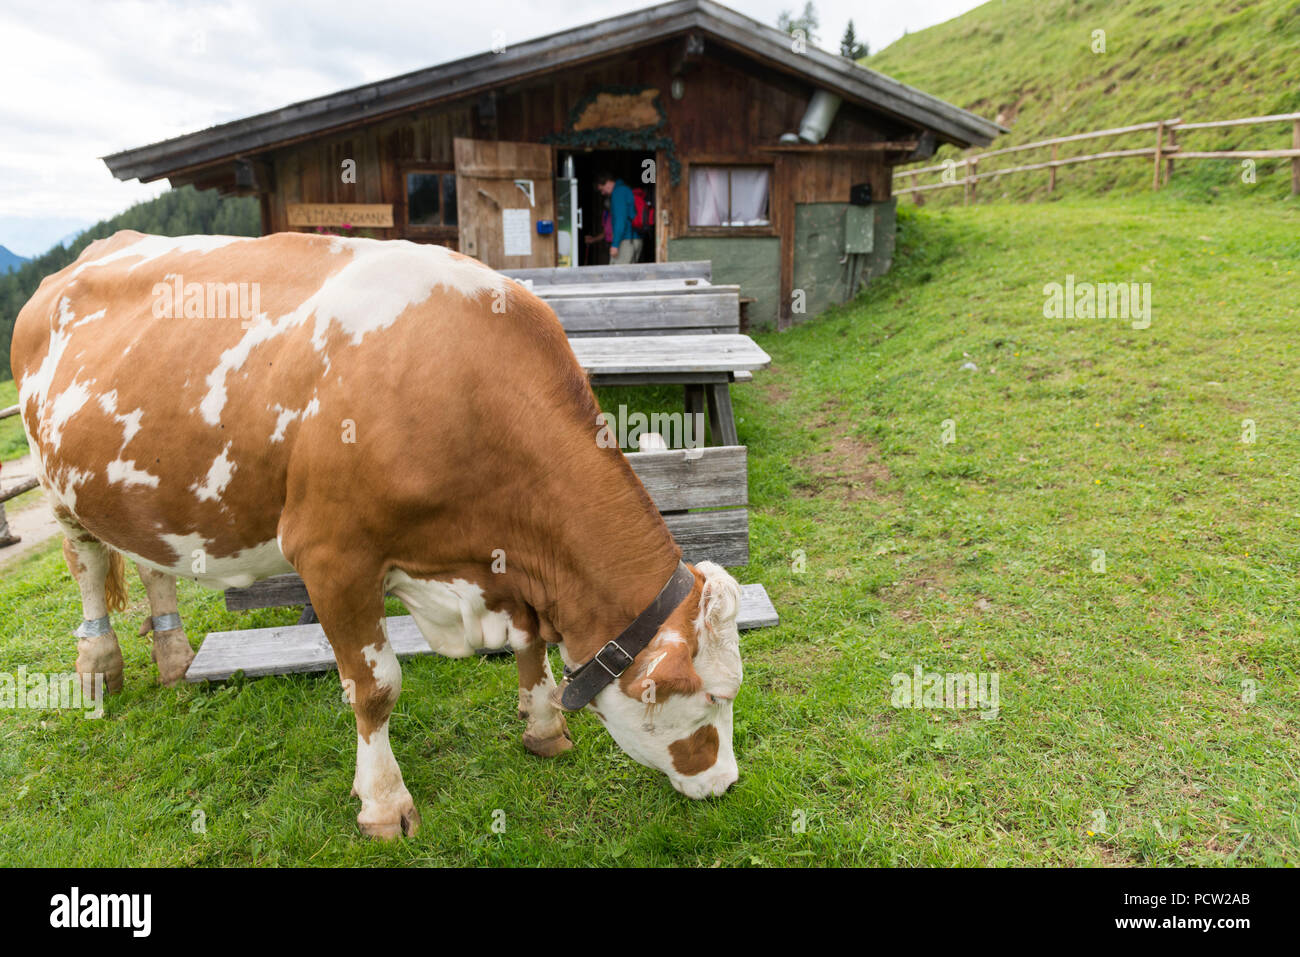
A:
[711,765,739,795]
[673,764,738,799]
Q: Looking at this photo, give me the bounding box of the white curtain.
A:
[689,167,770,226]
[728,168,770,225]
[689,167,729,226]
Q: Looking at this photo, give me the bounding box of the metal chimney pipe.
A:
[798,90,843,144]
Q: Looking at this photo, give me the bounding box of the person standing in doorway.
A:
[596,171,643,265]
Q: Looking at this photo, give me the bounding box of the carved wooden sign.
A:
[286,203,394,227]
[572,90,662,132]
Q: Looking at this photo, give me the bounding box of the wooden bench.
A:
[505,262,760,443]
[504,263,737,338]
[228,445,752,615]
[541,286,740,337]
[190,584,778,683]
[502,260,711,286]
[570,334,770,446]
[194,445,776,682]
[501,266,761,446]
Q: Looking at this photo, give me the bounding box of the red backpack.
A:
[631,187,655,231]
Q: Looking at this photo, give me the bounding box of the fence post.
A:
[1170,122,1180,184]
[1049,142,1058,192]
[1293,119,1300,196]
[1153,121,1165,190]
[912,171,923,207]
[967,158,978,204]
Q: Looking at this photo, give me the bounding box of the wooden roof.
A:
[102,0,1004,183]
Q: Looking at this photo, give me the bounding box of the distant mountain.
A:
[0,246,28,275]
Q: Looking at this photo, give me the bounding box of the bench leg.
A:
[684,383,709,445]
[705,383,739,447]
[684,384,706,421]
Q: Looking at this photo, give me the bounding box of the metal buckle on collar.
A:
[558,560,695,712]
[593,639,635,678]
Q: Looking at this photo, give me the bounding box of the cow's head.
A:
[586,561,743,798]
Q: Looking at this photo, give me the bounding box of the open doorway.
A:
[559,149,656,267]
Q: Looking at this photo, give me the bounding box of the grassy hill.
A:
[870,0,1300,203]
[2,194,1298,865]
[0,187,259,380]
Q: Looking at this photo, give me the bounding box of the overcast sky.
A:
[0,0,982,257]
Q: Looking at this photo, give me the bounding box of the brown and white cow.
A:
[10,230,743,836]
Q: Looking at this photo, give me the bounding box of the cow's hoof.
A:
[76,633,124,695]
[523,728,574,758]
[358,797,421,840]
[151,628,195,686]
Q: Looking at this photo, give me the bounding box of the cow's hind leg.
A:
[135,564,195,685]
[302,567,419,839]
[61,537,126,695]
[516,636,573,758]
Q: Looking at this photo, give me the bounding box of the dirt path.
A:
[0,454,60,571]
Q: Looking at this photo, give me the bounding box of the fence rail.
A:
[0,406,34,503]
[894,112,1300,202]
[0,477,37,505]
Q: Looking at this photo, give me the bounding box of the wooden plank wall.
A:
[259,36,907,322]
[267,107,473,236]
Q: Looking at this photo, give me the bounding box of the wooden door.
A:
[454,138,555,269]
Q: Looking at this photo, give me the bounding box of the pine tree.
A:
[840,20,867,60]
[777,2,820,45]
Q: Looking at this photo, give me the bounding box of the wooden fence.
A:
[0,477,36,505]
[0,404,36,504]
[894,112,1300,203]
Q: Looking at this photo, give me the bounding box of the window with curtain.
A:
[688,166,771,227]
[406,171,458,227]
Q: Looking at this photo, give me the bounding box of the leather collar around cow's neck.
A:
[559,561,695,711]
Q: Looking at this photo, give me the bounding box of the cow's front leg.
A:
[135,564,195,686]
[303,569,419,839]
[516,636,573,758]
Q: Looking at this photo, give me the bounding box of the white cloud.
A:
[0,0,978,258]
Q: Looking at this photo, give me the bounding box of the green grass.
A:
[2,194,1299,865]
[0,379,27,461]
[870,0,1300,205]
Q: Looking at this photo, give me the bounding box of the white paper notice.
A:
[502,209,532,256]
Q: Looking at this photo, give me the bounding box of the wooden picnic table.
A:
[532,278,721,298]
[569,334,770,446]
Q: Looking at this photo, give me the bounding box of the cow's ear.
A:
[695,561,741,639]
[625,633,700,702]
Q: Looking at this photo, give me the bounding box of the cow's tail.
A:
[104,550,129,613]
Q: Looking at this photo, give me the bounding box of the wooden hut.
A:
[103,0,1002,328]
